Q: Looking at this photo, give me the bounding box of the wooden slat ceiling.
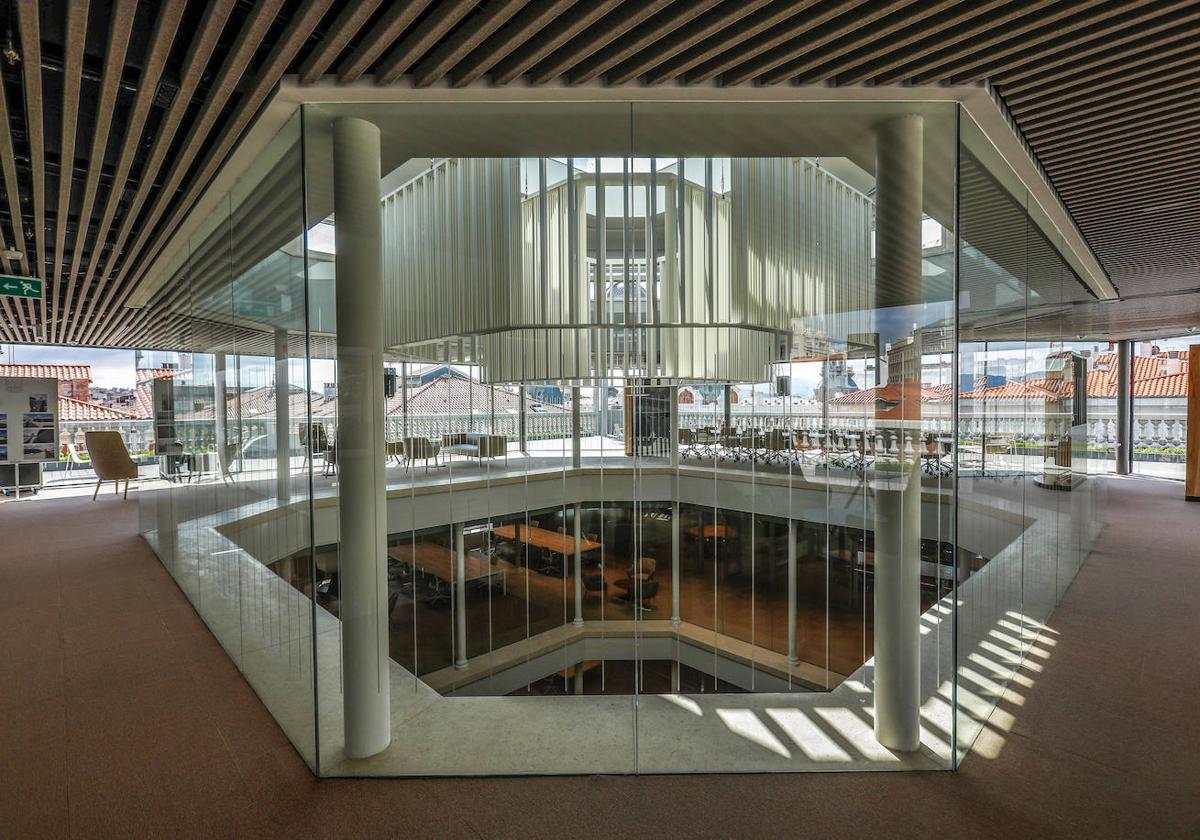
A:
[0,0,1197,349]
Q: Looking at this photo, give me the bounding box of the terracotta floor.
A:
[2,477,1197,838]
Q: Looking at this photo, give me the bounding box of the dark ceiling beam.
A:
[296,1,385,83]
[489,0,622,84]
[1019,76,1200,137]
[527,0,674,84]
[66,0,185,346]
[59,0,137,345]
[927,0,1159,85]
[640,1,812,84]
[449,0,579,87]
[77,0,238,347]
[104,0,335,346]
[996,6,1200,95]
[374,0,480,85]
[603,0,774,85]
[1007,50,1200,116]
[792,0,1008,84]
[50,0,89,342]
[565,0,723,85]
[99,0,288,321]
[1040,128,1200,179]
[1045,134,1200,179]
[0,63,32,341]
[408,0,528,87]
[336,1,435,84]
[729,0,924,87]
[16,0,46,339]
[107,12,330,345]
[1024,99,1200,149]
[682,0,865,84]
[852,0,1058,85]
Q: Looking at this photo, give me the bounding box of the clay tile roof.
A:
[58,397,140,422]
[0,363,92,381]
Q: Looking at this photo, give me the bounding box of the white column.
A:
[233,354,244,473]
[872,114,923,753]
[214,352,228,475]
[454,523,468,669]
[333,116,390,759]
[787,519,798,666]
[670,387,680,469]
[671,500,680,626]
[573,502,584,626]
[571,386,581,468]
[274,328,290,502]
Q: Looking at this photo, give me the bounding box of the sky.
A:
[0,344,138,388]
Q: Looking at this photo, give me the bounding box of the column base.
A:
[572,617,584,627]
[454,660,468,670]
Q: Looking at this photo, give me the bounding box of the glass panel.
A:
[1131,335,1191,480]
[135,113,318,769]
[955,112,1108,767]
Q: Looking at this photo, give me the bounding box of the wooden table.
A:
[492,523,601,556]
[686,524,737,540]
[388,542,507,592]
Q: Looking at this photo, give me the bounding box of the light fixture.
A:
[2,6,19,67]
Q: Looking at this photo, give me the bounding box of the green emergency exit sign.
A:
[0,275,42,299]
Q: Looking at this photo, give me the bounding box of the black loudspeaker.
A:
[775,376,790,397]
[384,368,397,399]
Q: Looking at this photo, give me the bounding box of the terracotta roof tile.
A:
[0,363,91,381]
[58,397,140,421]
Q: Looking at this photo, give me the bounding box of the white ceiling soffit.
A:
[128,81,1116,311]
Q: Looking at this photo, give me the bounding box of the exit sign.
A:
[0,275,42,299]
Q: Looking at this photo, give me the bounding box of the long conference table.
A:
[491,523,602,556]
[388,541,507,592]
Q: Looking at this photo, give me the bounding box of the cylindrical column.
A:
[787,519,798,666]
[573,503,584,626]
[571,386,581,468]
[454,523,468,668]
[518,386,528,453]
[274,328,290,502]
[214,352,228,476]
[669,387,680,468]
[670,500,680,626]
[233,354,244,473]
[333,116,390,759]
[1116,340,1130,475]
[872,114,924,753]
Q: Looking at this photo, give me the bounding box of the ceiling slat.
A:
[66,0,186,346]
[449,0,579,87]
[604,0,776,85]
[50,0,90,342]
[489,0,623,85]
[15,0,46,338]
[59,0,137,345]
[564,0,723,85]
[296,1,385,83]
[527,0,674,84]
[408,0,528,87]
[374,0,480,85]
[336,1,435,84]
[77,0,238,346]
[0,63,33,341]
[99,0,336,346]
